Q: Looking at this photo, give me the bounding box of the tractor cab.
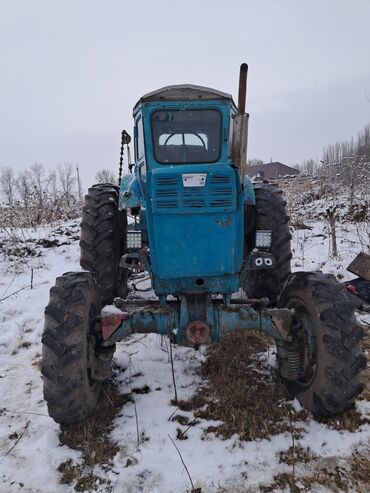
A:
[120,85,249,297]
[132,85,237,170]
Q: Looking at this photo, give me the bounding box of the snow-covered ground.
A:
[0,218,369,493]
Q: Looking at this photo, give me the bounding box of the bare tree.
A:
[76,164,82,200]
[326,207,338,258]
[48,170,58,204]
[58,163,76,207]
[0,166,15,205]
[16,171,32,210]
[95,169,116,184]
[30,162,46,208]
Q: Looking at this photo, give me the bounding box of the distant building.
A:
[246,161,300,180]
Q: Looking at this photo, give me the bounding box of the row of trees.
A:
[322,123,370,165]
[249,123,370,178]
[0,163,117,227]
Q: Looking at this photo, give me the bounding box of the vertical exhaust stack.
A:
[232,63,249,179]
[238,63,248,114]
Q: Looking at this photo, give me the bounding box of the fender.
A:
[243,175,255,205]
[119,174,143,209]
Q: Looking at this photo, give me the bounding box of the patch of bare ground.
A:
[31,352,41,370]
[177,330,308,441]
[261,448,370,493]
[58,381,131,491]
[316,406,370,432]
[179,328,370,492]
[261,322,370,493]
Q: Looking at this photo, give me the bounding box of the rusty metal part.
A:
[347,252,370,282]
[101,312,129,340]
[186,321,211,346]
[238,63,248,113]
[275,340,303,381]
[263,308,294,341]
[230,297,270,307]
[100,297,293,347]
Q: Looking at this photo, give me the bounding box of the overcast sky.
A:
[1,0,370,187]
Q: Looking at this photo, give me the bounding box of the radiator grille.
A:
[153,173,236,212]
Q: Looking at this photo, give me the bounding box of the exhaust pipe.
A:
[238,63,248,114]
[232,63,249,177]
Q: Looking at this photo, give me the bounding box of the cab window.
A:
[151,109,222,164]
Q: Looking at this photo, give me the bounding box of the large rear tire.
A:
[42,272,103,424]
[242,183,292,304]
[277,271,366,416]
[80,183,128,306]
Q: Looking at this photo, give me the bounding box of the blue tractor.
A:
[42,65,366,424]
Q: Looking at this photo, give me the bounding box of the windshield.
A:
[151,109,222,164]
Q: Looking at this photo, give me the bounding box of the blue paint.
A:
[110,91,282,346]
[243,175,255,205]
[130,98,246,298]
[153,274,240,296]
[101,298,284,347]
[119,174,143,209]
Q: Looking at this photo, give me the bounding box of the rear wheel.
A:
[242,183,292,304]
[42,272,109,424]
[80,183,128,306]
[277,271,366,416]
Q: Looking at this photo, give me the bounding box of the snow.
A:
[101,305,127,316]
[0,217,369,492]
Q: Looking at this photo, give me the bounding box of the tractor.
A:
[42,64,366,424]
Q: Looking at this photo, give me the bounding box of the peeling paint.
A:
[216,217,232,227]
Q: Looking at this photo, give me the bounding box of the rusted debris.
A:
[347,252,370,282]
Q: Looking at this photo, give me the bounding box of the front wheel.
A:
[277,271,366,416]
[41,271,109,424]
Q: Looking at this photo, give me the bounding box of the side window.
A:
[136,116,145,161]
[135,116,147,186]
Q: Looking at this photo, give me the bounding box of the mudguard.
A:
[243,175,255,205]
[119,174,143,209]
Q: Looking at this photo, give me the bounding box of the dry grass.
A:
[19,341,31,349]
[178,330,308,441]
[261,449,370,493]
[279,445,316,465]
[351,449,370,489]
[179,327,370,492]
[316,406,369,431]
[31,352,41,370]
[56,322,370,492]
[58,381,131,490]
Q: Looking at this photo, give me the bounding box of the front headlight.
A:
[255,230,272,248]
[126,231,142,249]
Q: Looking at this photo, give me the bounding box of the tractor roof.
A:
[134,84,236,109]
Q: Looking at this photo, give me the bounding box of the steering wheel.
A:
[164,133,206,149]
